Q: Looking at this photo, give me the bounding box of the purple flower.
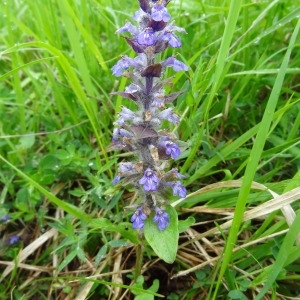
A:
[112,163,140,185]
[165,168,186,179]
[139,168,160,192]
[125,83,142,94]
[137,27,157,46]
[152,93,165,108]
[111,55,141,77]
[112,128,134,143]
[0,214,10,222]
[7,235,20,245]
[119,162,134,174]
[153,207,170,230]
[133,9,142,21]
[116,21,139,35]
[112,175,121,184]
[162,56,189,72]
[158,108,180,124]
[171,181,187,198]
[165,141,181,159]
[161,30,182,48]
[115,106,137,125]
[151,4,171,22]
[131,207,147,229]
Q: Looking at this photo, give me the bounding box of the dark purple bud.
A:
[138,0,151,13]
[153,207,170,230]
[116,21,139,36]
[171,181,187,198]
[141,63,162,77]
[112,175,121,184]
[137,27,157,46]
[149,19,168,32]
[131,207,147,229]
[162,57,189,72]
[124,37,146,53]
[138,168,160,192]
[7,235,20,245]
[151,3,171,22]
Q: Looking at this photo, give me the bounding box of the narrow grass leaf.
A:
[214,18,300,298]
[254,211,300,299]
[181,0,242,173]
[57,250,78,273]
[57,0,108,71]
[0,57,57,81]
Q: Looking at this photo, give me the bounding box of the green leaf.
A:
[228,290,248,300]
[95,244,108,266]
[132,277,161,300]
[88,218,113,229]
[55,149,73,165]
[135,294,154,300]
[39,154,60,170]
[57,250,77,272]
[0,154,89,222]
[178,216,195,233]
[144,205,178,264]
[148,279,159,293]
[18,135,35,149]
[76,247,86,262]
[108,239,131,248]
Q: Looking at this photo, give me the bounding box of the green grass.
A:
[1,0,300,299]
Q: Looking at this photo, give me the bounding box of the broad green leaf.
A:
[39,154,60,170]
[144,205,178,264]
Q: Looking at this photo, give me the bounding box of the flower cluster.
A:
[111,0,188,231]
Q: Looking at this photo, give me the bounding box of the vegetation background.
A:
[0,0,300,299]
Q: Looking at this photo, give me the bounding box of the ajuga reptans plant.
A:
[111,0,188,231]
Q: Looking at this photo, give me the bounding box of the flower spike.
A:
[111,0,188,231]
